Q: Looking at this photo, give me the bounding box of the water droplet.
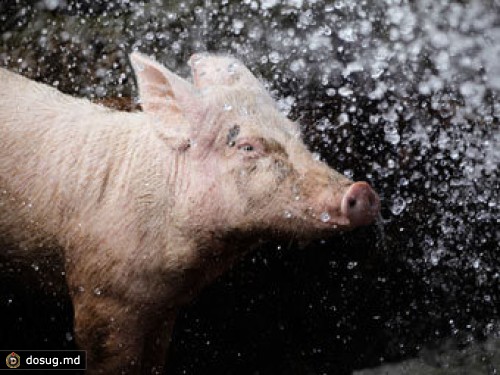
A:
[338,86,354,97]
[290,59,306,73]
[430,251,441,266]
[232,19,244,35]
[320,25,332,36]
[284,210,292,219]
[93,287,102,296]
[390,197,406,215]
[66,332,73,341]
[268,51,281,64]
[320,212,331,223]
[338,112,349,125]
[77,286,85,293]
[190,54,203,66]
[371,66,385,79]
[385,131,400,145]
[338,27,357,42]
[133,61,144,72]
[223,103,233,111]
[43,0,60,11]
[227,62,238,75]
[343,169,354,179]
[326,88,336,96]
[261,0,279,9]
[347,261,358,270]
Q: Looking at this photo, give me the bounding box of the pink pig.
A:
[0,52,379,373]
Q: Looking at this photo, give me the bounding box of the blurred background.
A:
[0,0,499,373]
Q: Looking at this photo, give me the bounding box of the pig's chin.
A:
[300,214,356,235]
[271,211,353,238]
[307,208,379,232]
[294,205,379,234]
[287,216,370,240]
[312,215,351,231]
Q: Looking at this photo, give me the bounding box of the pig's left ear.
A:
[130,52,198,117]
[188,54,264,90]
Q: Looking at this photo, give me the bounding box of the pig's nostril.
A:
[348,198,357,208]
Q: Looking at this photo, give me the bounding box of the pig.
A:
[0,52,380,374]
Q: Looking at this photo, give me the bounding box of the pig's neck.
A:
[153,227,265,308]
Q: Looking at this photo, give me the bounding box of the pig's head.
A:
[130,52,380,243]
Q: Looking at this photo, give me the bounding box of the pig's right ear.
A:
[130,52,198,118]
[188,54,264,91]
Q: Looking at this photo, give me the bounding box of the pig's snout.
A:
[341,182,380,227]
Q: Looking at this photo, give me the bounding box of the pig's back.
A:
[0,68,108,124]
[0,68,138,258]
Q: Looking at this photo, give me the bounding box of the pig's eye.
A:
[235,138,265,158]
[238,144,254,152]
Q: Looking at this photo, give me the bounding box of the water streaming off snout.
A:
[374,213,387,254]
[0,0,498,373]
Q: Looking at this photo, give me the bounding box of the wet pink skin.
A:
[0,53,383,374]
[341,182,380,227]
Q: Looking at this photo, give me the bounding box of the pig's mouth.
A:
[311,212,351,229]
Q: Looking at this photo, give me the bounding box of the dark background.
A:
[0,1,499,374]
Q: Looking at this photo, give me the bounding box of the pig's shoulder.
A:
[93,97,141,112]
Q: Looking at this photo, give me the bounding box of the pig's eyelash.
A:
[238,144,255,152]
[235,138,266,158]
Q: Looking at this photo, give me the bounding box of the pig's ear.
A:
[130,52,197,116]
[188,54,263,90]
